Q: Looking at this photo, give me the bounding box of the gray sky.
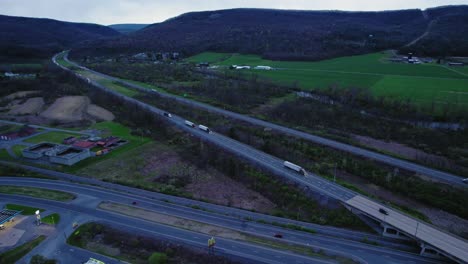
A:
[1,0,466,25]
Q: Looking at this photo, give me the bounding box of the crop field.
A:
[188,52,468,111]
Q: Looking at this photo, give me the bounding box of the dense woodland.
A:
[73,6,468,60]
[0,14,120,60]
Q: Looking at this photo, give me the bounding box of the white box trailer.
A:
[198,125,211,133]
[185,120,196,128]
[283,161,307,176]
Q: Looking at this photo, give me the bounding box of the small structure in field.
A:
[254,65,272,70]
[63,136,77,144]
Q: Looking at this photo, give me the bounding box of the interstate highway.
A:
[0,178,443,264]
[60,51,466,188]
[53,52,468,263]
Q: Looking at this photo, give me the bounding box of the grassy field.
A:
[187,52,468,111]
[0,235,46,264]
[5,204,45,215]
[24,131,82,144]
[0,186,75,201]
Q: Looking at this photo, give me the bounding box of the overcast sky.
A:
[1,0,466,25]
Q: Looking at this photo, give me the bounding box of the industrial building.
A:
[22,142,58,159]
[49,146,91,166]
[22,142,91,166]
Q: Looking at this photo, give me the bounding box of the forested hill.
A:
[73,6,468,60]
[109,24,149,34]
[0,14,120,59]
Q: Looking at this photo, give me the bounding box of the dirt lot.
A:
[8,97,44,115]
[337,170,468,238]
[79,142,276,213]
[86,104,115,121]
[40,96,90,122]
[99,202,246,240]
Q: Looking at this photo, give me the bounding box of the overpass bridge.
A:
[346,195,468,263]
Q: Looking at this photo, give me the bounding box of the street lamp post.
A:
[35,210,41,226]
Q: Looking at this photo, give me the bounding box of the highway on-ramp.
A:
[59,52,466,188]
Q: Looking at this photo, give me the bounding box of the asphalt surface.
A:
[2,195,341,264]
[60,52,466,187]
[52,53,467,262]
[0,184,443,264]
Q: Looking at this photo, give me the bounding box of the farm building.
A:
[49,147,91,166]
[254,66,272,70]
[22,142,58,159]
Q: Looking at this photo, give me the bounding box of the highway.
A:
[0,178,443,264]
[1,195,322,264]
[53,53,468,263]
[60,52,466,187]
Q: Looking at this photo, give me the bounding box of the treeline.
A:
[73,8,431,61]
[86,62,290,112]
[266,95,468,172]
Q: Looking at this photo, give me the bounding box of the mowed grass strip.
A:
[42,213,60,225]
[0,235,46,264]
[25,131,82,144]
[0,186,75,201]
[5,204,45,215]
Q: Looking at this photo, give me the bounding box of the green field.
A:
[25,131,82,144]
[42,213,60,225]
[187,52,468,111]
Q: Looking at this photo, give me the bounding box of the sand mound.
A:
[40,96,90,122]
[9,97,45,115]
[2,91,40,101]
[86,104,115,121]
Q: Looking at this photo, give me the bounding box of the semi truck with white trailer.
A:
[283,161,307,176]
[198,125,211,133]
[185,120,196,128]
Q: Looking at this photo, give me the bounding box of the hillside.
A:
[73,6,468,60]
[72,8,430,60]
[0,14,120,59]
[401,6,468,56]
[109,24,149,34]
